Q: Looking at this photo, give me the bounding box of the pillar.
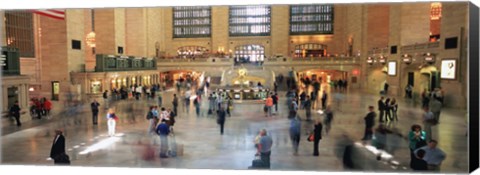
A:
[2,85,8,112]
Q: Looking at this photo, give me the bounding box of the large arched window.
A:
[290,5,334,35]
[177,46,209,58]
[229,5,271,36]
[293,43,327,58]
[234,45,265,62]
[173,6,212,38]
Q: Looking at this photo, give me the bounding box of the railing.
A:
[266,56,358,63]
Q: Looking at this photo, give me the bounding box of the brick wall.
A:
[125,8,146,57]
[94,9,116,55]
[66,9,86,73]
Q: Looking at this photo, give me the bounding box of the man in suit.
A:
[362,106,376,141]
[90,99,100,125]
[50,129,66,164]
[378,97,385,123]
[217,107,227,135]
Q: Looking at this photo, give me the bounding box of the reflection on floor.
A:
[0,86,468,173]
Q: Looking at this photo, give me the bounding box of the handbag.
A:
[263,105,268,112]
[307,133,314,142]
[415,139,427,149]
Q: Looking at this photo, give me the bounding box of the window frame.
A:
[172,6,212,38]
[229,5,272,37]
[289,4,335,35]
[4,11,35,58]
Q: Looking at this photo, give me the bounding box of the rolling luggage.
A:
[248,155,265,169]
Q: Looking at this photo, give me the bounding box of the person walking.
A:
[405,84,413,99]
[9,101,21,126]
[414,140,446,171]
[321,90,328,109]
[323,105,333,135]
[172,94,178,116]
[391,98,398,121]
[409,124,427,169]
[289,116,301,155]
[146,106,156,134]
[272,93,279,113]
[304,96,312,121]
[384,98,392,122]
[106,108,118,137]
[430,98,442,123]
[422,89,430,108]
[362,106,376,141]
[217,107,227,135]
[184,93,191,114]
[265,95,273,117]
[422,107,435,142]
[50,129,67,165]
[226,96,233,117]
[256,129,273,169]
[90,99,100,125]
[377,97,385,123]
[312,120,323,156]
[194,97,201,117]
[383,82,389,95]
[156,120,170,158]
[43,98,52,117]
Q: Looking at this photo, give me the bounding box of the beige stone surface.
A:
[66,9,86,73]
[94,9,116,55]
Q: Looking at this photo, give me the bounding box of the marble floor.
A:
[0,85,469,174]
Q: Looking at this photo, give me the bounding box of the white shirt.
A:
[160,111,170,121]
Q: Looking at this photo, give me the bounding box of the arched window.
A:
[234,45,265,62]
[293,43,327,58]
[177,46,209,58]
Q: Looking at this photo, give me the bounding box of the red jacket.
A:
[43,100,52,110]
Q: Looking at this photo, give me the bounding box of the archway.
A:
[293,43,327,58]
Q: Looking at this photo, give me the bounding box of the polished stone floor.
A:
[0,84,469,173]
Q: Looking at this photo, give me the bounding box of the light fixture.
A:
[402,54,412,65]
[367,57,374,65]
[29,87,35,92]
[86,32,96,48]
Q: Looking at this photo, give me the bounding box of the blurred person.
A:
[323,105,333,135]
[422,107,435,142]
[312,120,323,156]
[409,124,427,169]
[256,129,273,169]
[156,120,170,158]
[265,95,273,117]
[362,106,376,141]
[377,96,385,123]
[50,129,69,165]
[172,94,179,115]
[90,99,100,125]
[391,98,398,121]
[217,107,227,135]
[411,149,428,170]
[304,95,312,121]
[9,101,21,126]
[106,108,118,136]
[414,140,446,171]
[289,116,301,155]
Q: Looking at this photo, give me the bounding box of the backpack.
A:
[146,111,153,120]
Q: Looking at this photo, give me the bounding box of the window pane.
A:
[290,4,334,35]
[229,5,271,36]
[173,6,211,38]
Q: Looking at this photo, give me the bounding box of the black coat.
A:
[314,123,323,141]
[378,100,385,111]
[411,157,428,170]
[50,135,65,159]
[364,112,376,128]
[91,102,100,112]
[217,110,226,124]
[9,104,21,117]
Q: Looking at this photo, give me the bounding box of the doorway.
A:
[7,86,18,109]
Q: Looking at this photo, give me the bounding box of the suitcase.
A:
[249,156,265,169]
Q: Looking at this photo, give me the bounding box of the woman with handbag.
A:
[408,124,427,169]
[106,108,118,137]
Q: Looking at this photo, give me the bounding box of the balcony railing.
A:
[401,41,440,52]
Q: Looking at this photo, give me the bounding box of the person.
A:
[194,97,201,117]
[184,91,191,113]
[9,101,21,126]
[256,129,273,168]
[289,116,301,155]
[157,93,163,107]
[422,107,435,142]
[226,96,233,117]
[313,120,323,156]
[299,91,306,109]
[146,106,156,134]
[103,90,108,109]
[217,107,227,135]
[362,106,376,141]
[377,96,385,123]
[321,90,328,109]
[409,124,427,168]
[422,89,430,108]
[411,149,428,170]
[383,82,389,95]
[372,124,393,151]
[167,108,176,128]
[43,98,52,117]
[384,98,392,122]
[90,99,100,125]
[156,120,170,158]
[405,84,413,99]
[106,108,117,137]
[50,129,66,165]
[414,140,446,171]
[323,105,333,135]
[272,93,279,113]
[274,81,278,92]
[430,98,442,123]
[391,98,398,121]
[264,95,273,117]
[288,100,298,119]
[172,94,178,115]
[304,95,312,121]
